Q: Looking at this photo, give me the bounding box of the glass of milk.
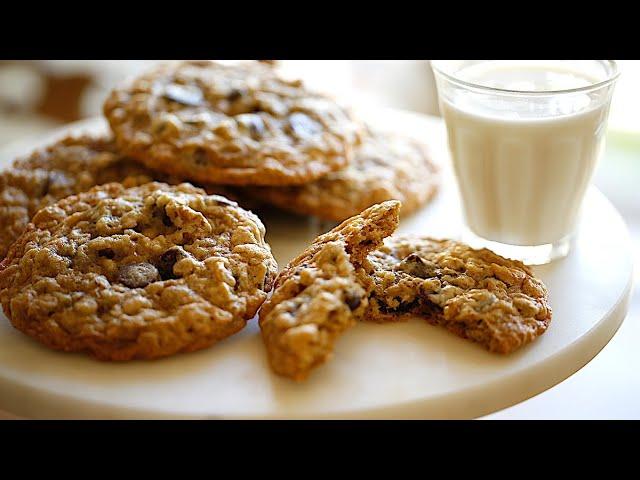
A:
[431,60,619,265]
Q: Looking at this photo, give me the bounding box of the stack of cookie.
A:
[0,60,551,381]
[99,60,441,221]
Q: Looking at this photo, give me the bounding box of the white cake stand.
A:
[0,109,633,419]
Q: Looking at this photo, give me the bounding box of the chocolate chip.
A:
[98,248,115,259]
[395,298,420,313]
[163,84,204,106]
[375,300,393,314]
[288,113,321,139]
[193,148,208,165]
[235,114,265,140]
[152,206,174,227]
[161,211,173,227]
[376,297,420,314]
[345,291,362,311]
[227,88,243,102]
[117,263,160,288]
[396,254,437,279]
[155,247,188,280]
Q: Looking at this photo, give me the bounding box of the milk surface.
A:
[440,62,611,246]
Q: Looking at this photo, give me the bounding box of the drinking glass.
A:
[431,60,619,265]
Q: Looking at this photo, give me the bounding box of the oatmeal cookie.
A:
[0,182,278,360]
[0,135,255,259]
[249,130,439,221]
[259,200,400,381]
[365,237,552,354]
[0,135,159,259]
[104,60,361,186]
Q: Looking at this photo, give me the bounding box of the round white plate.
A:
[0,110,633,419]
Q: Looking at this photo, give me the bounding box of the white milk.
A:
[439,62,611,246]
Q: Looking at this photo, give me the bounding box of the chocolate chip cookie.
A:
[0,135,258,259]
[249,130,439,221]
[0,135,163,259]
[365,237,552,354]
[104,60,361,186]
[259,200,400,381]
[0,182,278,360]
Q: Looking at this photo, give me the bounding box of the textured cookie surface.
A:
[249,130,439,221]
[104,60,361,186]
[0,136,161,259]
[365,237,552,354]
[259,200,400,381]
[0,182,277,360]
[0,135,257,259]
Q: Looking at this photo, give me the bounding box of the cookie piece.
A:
[0,135,258,259]
[249,130,439,221]
[365,237,552,354]
[104,60,361,186]
[259,200,400,381]
[0,182,278,360]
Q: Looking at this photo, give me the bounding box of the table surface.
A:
[0,110,634,419]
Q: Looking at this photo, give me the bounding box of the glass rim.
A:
[431,60,620,96]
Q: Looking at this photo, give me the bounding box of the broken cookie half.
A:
[365,237,552,354]
[259,200,401,381]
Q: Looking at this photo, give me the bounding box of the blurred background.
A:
[0,60,637,418]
